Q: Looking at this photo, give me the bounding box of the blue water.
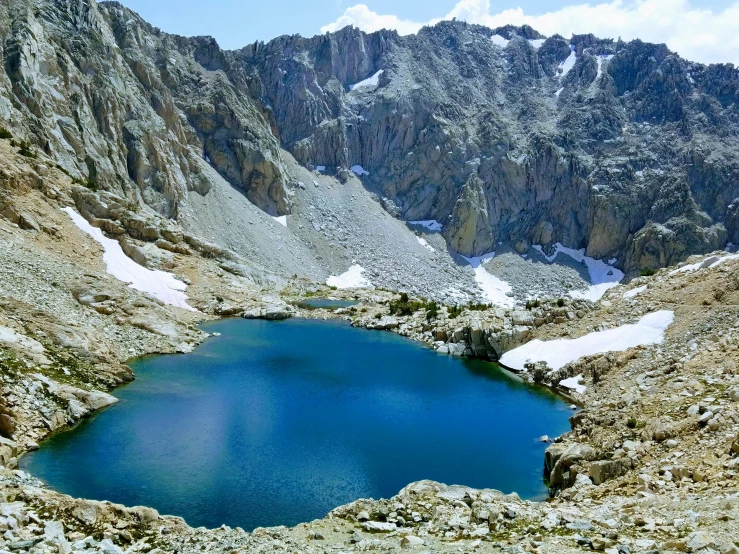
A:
[21,318,570,531]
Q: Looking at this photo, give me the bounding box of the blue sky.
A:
[112,1,739,64]
[114,1,556,47]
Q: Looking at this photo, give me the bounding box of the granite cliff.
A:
[1,0,738,276]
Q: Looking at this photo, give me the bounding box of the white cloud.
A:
[320,0,739,65]
[321,4,426,35]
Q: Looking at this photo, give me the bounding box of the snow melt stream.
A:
[63,208,195,311]
[500,310,674,373]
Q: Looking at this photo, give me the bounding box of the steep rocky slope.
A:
[2,1,738,278]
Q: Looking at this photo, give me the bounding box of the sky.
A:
[112,0,739,65]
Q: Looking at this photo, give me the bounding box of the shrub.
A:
[389,298,425,317]
[448,304,463,319]
[16,140,36,159]
[426,301,439,322]
[640,267,657,277]
[72,176,99,191]
[525,299,541,310]
[18,146,36,158]
[626,417,637,429]
[556,298,565,307]
[0,127,12,140]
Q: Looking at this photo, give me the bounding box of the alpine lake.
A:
[22,316,571,530]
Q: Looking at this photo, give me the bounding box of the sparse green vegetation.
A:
[525,299,541,310]
[16,140,36,158]
[71,176,99,191]
[556,298,565,307]
[467,302,493,311]
[640,267,657,277]
[0,127,12,140]
[389,292,426,317]
[447,304,463,319]
[425,301,439,322]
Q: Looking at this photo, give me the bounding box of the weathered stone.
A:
[590,459,630,485]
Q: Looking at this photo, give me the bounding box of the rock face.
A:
[238,22,739,273]
[1,4,739,273]
[0,0,288,218]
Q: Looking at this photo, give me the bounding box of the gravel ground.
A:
[488,247,594,300]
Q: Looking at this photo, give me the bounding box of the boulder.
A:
[242,303,294,321]
[0,413,16,439]
[589,459,631,485]
[400,535,424,548]
[685,531,714,552]
[547,443,597,491]
[511,311,534,326]
[363,521,397,533]
[730,432,739,456]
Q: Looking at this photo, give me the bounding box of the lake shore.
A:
[1,252,739,553]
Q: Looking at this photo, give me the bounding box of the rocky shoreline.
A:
[0,136,737,553]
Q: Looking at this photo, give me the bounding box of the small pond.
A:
[22,318,570,530]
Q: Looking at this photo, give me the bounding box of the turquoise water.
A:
[295,298,358,310]
[22,318,570,531]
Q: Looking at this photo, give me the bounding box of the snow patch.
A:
[327,264,371,289]
[273,215,287,227]
[62,208,195,311]
[555,87,564,97]
[461,253,514,308]
[559,47,577,78]
[409,220,443,232]
[529,39,546,49]
[351,165,369,176]
[349,70,383,91]
[491,35,509,48]
[316,166,326,172]
[500,310,674,372]
[623,285,647,299]
[670,253,739,275]
[595,55,613,78]
[533,243,624,301]
[559,374,587,394]
[416,236,435,252]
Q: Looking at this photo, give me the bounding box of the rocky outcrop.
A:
[443,174,494,256]
[0,0,289,218]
